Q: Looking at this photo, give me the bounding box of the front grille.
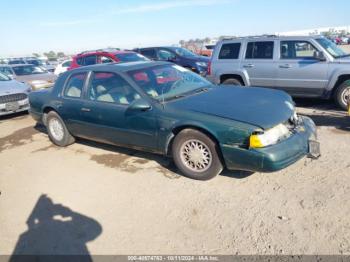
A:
[0,93,28,104]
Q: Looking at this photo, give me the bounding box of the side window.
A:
[245,41,274,59]
[76,57,83,65]
[88,72,140,105]
[83,55,97,66]
[140,49,157,60]
[0,67,13,76]
[158,49,176,60]
[64,73,87,98]
[281,41,318,59]
[99,56,114,64]
[62,61,72,67]
[218,43,241,59]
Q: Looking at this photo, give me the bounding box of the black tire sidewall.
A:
[46,111,74,147]
[172,129,223,180]
[222,78,242,86]
[335,81,350,110]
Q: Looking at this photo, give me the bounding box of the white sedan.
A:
[54,60,72,76]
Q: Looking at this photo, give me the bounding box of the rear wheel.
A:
[172,129,223,180]
[222,78,243,86]
[334,80,350,110]
[46,111,75,147]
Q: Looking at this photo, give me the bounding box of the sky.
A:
[1,0,349,57]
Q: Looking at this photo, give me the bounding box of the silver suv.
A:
[208,35,350,110]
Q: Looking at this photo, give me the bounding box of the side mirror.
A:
[314,51,326,61]
[128,98,152,111]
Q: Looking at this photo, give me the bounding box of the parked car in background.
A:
[68,49,148,70]
[54,59,72,75]
[7,57,56,72]
[197,44,216,57]
[29,61,319,180]
[0,64,57,90]
[208,35,350,110]
[0,72,31,116]
[133,46,209,76]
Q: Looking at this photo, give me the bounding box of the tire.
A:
[46,111,75,147]
[334,80,350,110]
[172,129,223,180]
[222,78,243,86]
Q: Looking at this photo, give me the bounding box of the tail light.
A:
[207,61,211,75]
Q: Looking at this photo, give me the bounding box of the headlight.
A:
[249,124,290,148]
[31,80,48,85]
[195,62,208,67]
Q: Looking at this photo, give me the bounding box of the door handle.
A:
[243,64,255,68]
[81,108,91,112]
[279,64,292,69]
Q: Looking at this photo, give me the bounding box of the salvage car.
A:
[0,64,57,90]
[29,61,320,180]
[0,72,31,116]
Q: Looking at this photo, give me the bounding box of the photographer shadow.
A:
[10,194,102,262]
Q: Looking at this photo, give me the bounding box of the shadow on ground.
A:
[9,195,102,262]
[33,123,253,180]
[294,98,350,131]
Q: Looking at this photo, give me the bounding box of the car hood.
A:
[15,73,57,83]
[168,86,295,130]
[0,80,29,96]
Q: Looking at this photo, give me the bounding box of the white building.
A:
[276,25,350,36]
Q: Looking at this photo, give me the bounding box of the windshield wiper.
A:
[163,94,186,102]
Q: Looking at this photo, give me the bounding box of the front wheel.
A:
[46,111,75,147]
[334,80,350,110]
[222,78,243,86]
[172,129,223,180]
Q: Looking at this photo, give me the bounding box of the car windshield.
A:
[115,53,148,62]
[27,59,44,66]
[12,65,48,75]
[316,38,349,58]
[170,47,197,58]
[0,72,10,81]
[128,64,212,101]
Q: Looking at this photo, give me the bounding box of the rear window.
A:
[115,53,148,62]
[245,41,274,59]
[218,43,241,59]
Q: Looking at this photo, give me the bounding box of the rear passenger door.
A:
[241,41,277,87]
[59,72,89,136]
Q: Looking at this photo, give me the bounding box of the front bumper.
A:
[221,116,319,172]
[0,98,30,116]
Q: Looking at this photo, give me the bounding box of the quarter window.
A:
[281,41,318,59]
[64,73,87,98]
[218,43,241,59]
[88,72,140,105]
[245,41,274,59]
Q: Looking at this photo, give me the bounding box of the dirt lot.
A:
[0,99,350,256]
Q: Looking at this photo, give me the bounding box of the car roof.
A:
[137,46,178,50]
[220,35,324,43]
[70,61,170,73]
[7,64,33,67]
[75,50,137,57]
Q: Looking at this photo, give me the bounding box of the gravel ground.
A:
[0,99,350,256]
